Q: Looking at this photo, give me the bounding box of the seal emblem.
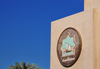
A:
[57,27,82,67]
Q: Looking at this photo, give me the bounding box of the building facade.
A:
[51,0,100,69]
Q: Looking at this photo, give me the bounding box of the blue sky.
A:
[0,0,84,69]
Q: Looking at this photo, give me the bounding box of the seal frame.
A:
[57,27,82,67]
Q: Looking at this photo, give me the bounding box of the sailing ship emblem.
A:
[57,27,82,67]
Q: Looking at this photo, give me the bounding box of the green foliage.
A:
[8,62,42,69]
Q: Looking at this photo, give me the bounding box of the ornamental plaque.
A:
[57,27,82,67]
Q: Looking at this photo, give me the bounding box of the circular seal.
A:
[57,27,82,67]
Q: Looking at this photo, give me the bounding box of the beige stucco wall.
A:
[85,0,100,69]
[84,0,100,10]
[93,8,100,69]
[51,9,94,69]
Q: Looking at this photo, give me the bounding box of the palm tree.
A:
[8,62,42,69]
